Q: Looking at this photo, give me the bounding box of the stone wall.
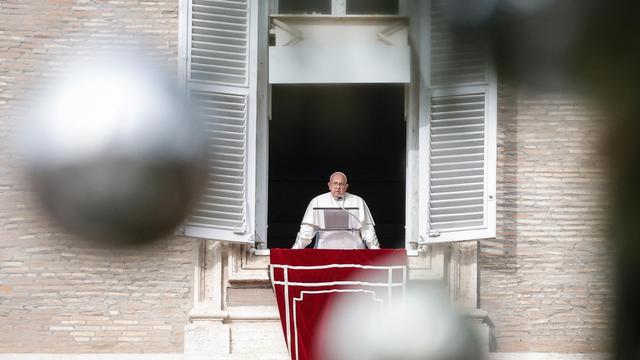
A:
[0,0,197,353]
[480,85,613,352]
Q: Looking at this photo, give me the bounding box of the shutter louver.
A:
[429,92,486,231]
[188,91,247,232]
[191,0,249,86]
[430,1,487,87]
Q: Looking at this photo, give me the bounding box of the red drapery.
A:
[270,249,407,360]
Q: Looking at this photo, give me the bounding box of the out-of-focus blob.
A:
[24,50,208,246]
[436,0,593,90]
[318,287,481,360]
[503,0,554,14]
[440,0,499,26]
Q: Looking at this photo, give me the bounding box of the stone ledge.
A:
[0,353,607,360]
[489,353,609,360]
[0,356,288,360]
[188,305,280,322]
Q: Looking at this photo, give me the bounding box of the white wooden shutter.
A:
[180,0,258,243]
[421,0,496,243]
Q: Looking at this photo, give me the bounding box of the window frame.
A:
[258,0,417,253]
[179,0,497,254]
[271,0,400,16]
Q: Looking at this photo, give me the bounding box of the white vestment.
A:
[292,192,380,249]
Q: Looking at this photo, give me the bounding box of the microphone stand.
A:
[336,195,363,231]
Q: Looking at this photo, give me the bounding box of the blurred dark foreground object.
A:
[439,0,640,357]
[24,52,208,246]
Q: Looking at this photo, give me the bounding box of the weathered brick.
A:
[481,86,612,352]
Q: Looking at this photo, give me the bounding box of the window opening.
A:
[347,0,399,15]
[277,0,331,14]
[268,84,406,249]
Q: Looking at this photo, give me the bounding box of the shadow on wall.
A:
[479,82,518,272]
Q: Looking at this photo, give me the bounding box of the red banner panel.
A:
[270,249,407,360]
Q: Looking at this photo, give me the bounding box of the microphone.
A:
[336,195,362,229]
[335,195,368,248]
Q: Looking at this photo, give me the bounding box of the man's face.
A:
[328,174,348,198]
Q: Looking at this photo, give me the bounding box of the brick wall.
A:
[480,85,613,352]
[0,0,198,353]
[0,235,196,352]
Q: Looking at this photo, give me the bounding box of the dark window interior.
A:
[268,84,406,249]
[347,0,398,15]
[278,0,331,14]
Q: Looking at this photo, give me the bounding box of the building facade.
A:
[0,0,611,358]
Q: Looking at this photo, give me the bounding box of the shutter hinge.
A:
[413,235,431,255]
[253,232,266,250]
[233,223,248,235]
[411,235,427,248]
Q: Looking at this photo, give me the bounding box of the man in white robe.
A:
[292,172,380,249]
